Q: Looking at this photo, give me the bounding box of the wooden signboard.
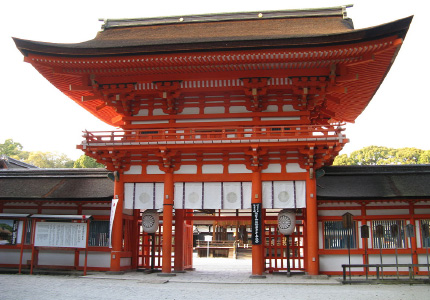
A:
[34,222,87,248]
[252,203,262,245]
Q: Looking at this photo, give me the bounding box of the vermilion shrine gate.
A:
[12,6,412,276]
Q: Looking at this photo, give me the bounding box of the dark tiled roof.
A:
[0,169,113,200]
[13,6,412,56]
[317,165,430,200]
[0,155,38,169]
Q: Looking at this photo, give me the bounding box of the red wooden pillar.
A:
[251,169,265,277]
[110,174,124,273]
[131,209,140,269]
[174,209,185,272]
[306,171,319,275]
[161,170,174,274]
[185,209,194,270]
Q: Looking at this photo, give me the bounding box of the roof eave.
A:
[13,16,413,58]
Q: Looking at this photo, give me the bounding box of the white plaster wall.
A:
[3,209,38,214]
[0,249,26,264]
[286,163,306,173]
[147,165,164,174]
[318,210,361,217]
[228,164,252,174]
[136,109,148,116]
[418,254,430,271]
[38,250,75,266]
[366,209,409,216]
[229,106,249,113]
[153,108,168,116]
[261,164,281,173]
[175,165,198,174]
[81,210,110,216]
[202,164,224,174]
[415,208,430,214]
[121,257,132,267]
[282,105,295,111]
[368,254,413,272]
[180,107,199,115]
[319,255,363,272]
[204,106,225,114]
[124,165,142,175]
[79,252,111,268]
[264,105,278,112]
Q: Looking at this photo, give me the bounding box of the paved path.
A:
[1,257,430,300]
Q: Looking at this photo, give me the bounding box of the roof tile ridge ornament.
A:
[101,5,353,30]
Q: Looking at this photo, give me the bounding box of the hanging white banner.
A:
[174,182,184,209]
[242,182,252,209]
[295,181,307,208]
[184,182,203,209]
[262,181,273,208]
[154,183,164,209]
[109,198,118,248]
[135,183,154,209]
[124,183,135,209]
[262,181,307,209]
[222,182,241,209]
[203,182,222,209]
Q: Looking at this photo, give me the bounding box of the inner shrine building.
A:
[11,5,414,276]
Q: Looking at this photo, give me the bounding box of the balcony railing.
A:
[80,125,346,148]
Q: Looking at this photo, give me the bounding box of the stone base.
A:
[249,274,267,279]
[106,271,125,275]
[157,273,177,277]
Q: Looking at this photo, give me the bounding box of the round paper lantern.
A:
[278,209,296,235]
[142,210,159,233]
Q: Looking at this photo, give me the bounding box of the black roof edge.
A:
[12,15,413,58]
[0,168,110,178]
[320,164,430,176]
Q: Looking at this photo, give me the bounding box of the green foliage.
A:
[333,146,430,166]
[1,139,76,168]
[0,139,29,160]
[24,151,75,168]
[73,155,105,168]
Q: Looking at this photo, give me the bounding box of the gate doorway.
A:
[265,221,305,273]
[136,209,305,273]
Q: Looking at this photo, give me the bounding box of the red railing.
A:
[81,125,346,147]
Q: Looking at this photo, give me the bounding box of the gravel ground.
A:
[1,258,429,300]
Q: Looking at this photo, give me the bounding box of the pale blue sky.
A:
[1,0,426,159]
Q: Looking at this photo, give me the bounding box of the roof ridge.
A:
[101,5,352,29]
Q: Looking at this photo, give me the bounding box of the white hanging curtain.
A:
[125,180,305,210]
[262,181,307,209]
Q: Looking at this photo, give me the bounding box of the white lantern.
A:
[142,210,159,233]
[278,209,296,235]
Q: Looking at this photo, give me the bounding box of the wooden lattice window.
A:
[372,220,406,249]
[323,221,357,249]
[88,220,110,247]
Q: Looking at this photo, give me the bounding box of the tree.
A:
[418,150,430,164]
[25,151,74,168]
[0,139,29,160]
[333,146,430,166]
[73,155,105,168]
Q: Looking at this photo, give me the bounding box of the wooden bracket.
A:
[245,146,269,172]
[154,81,182,115]
[241,77,270,112]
